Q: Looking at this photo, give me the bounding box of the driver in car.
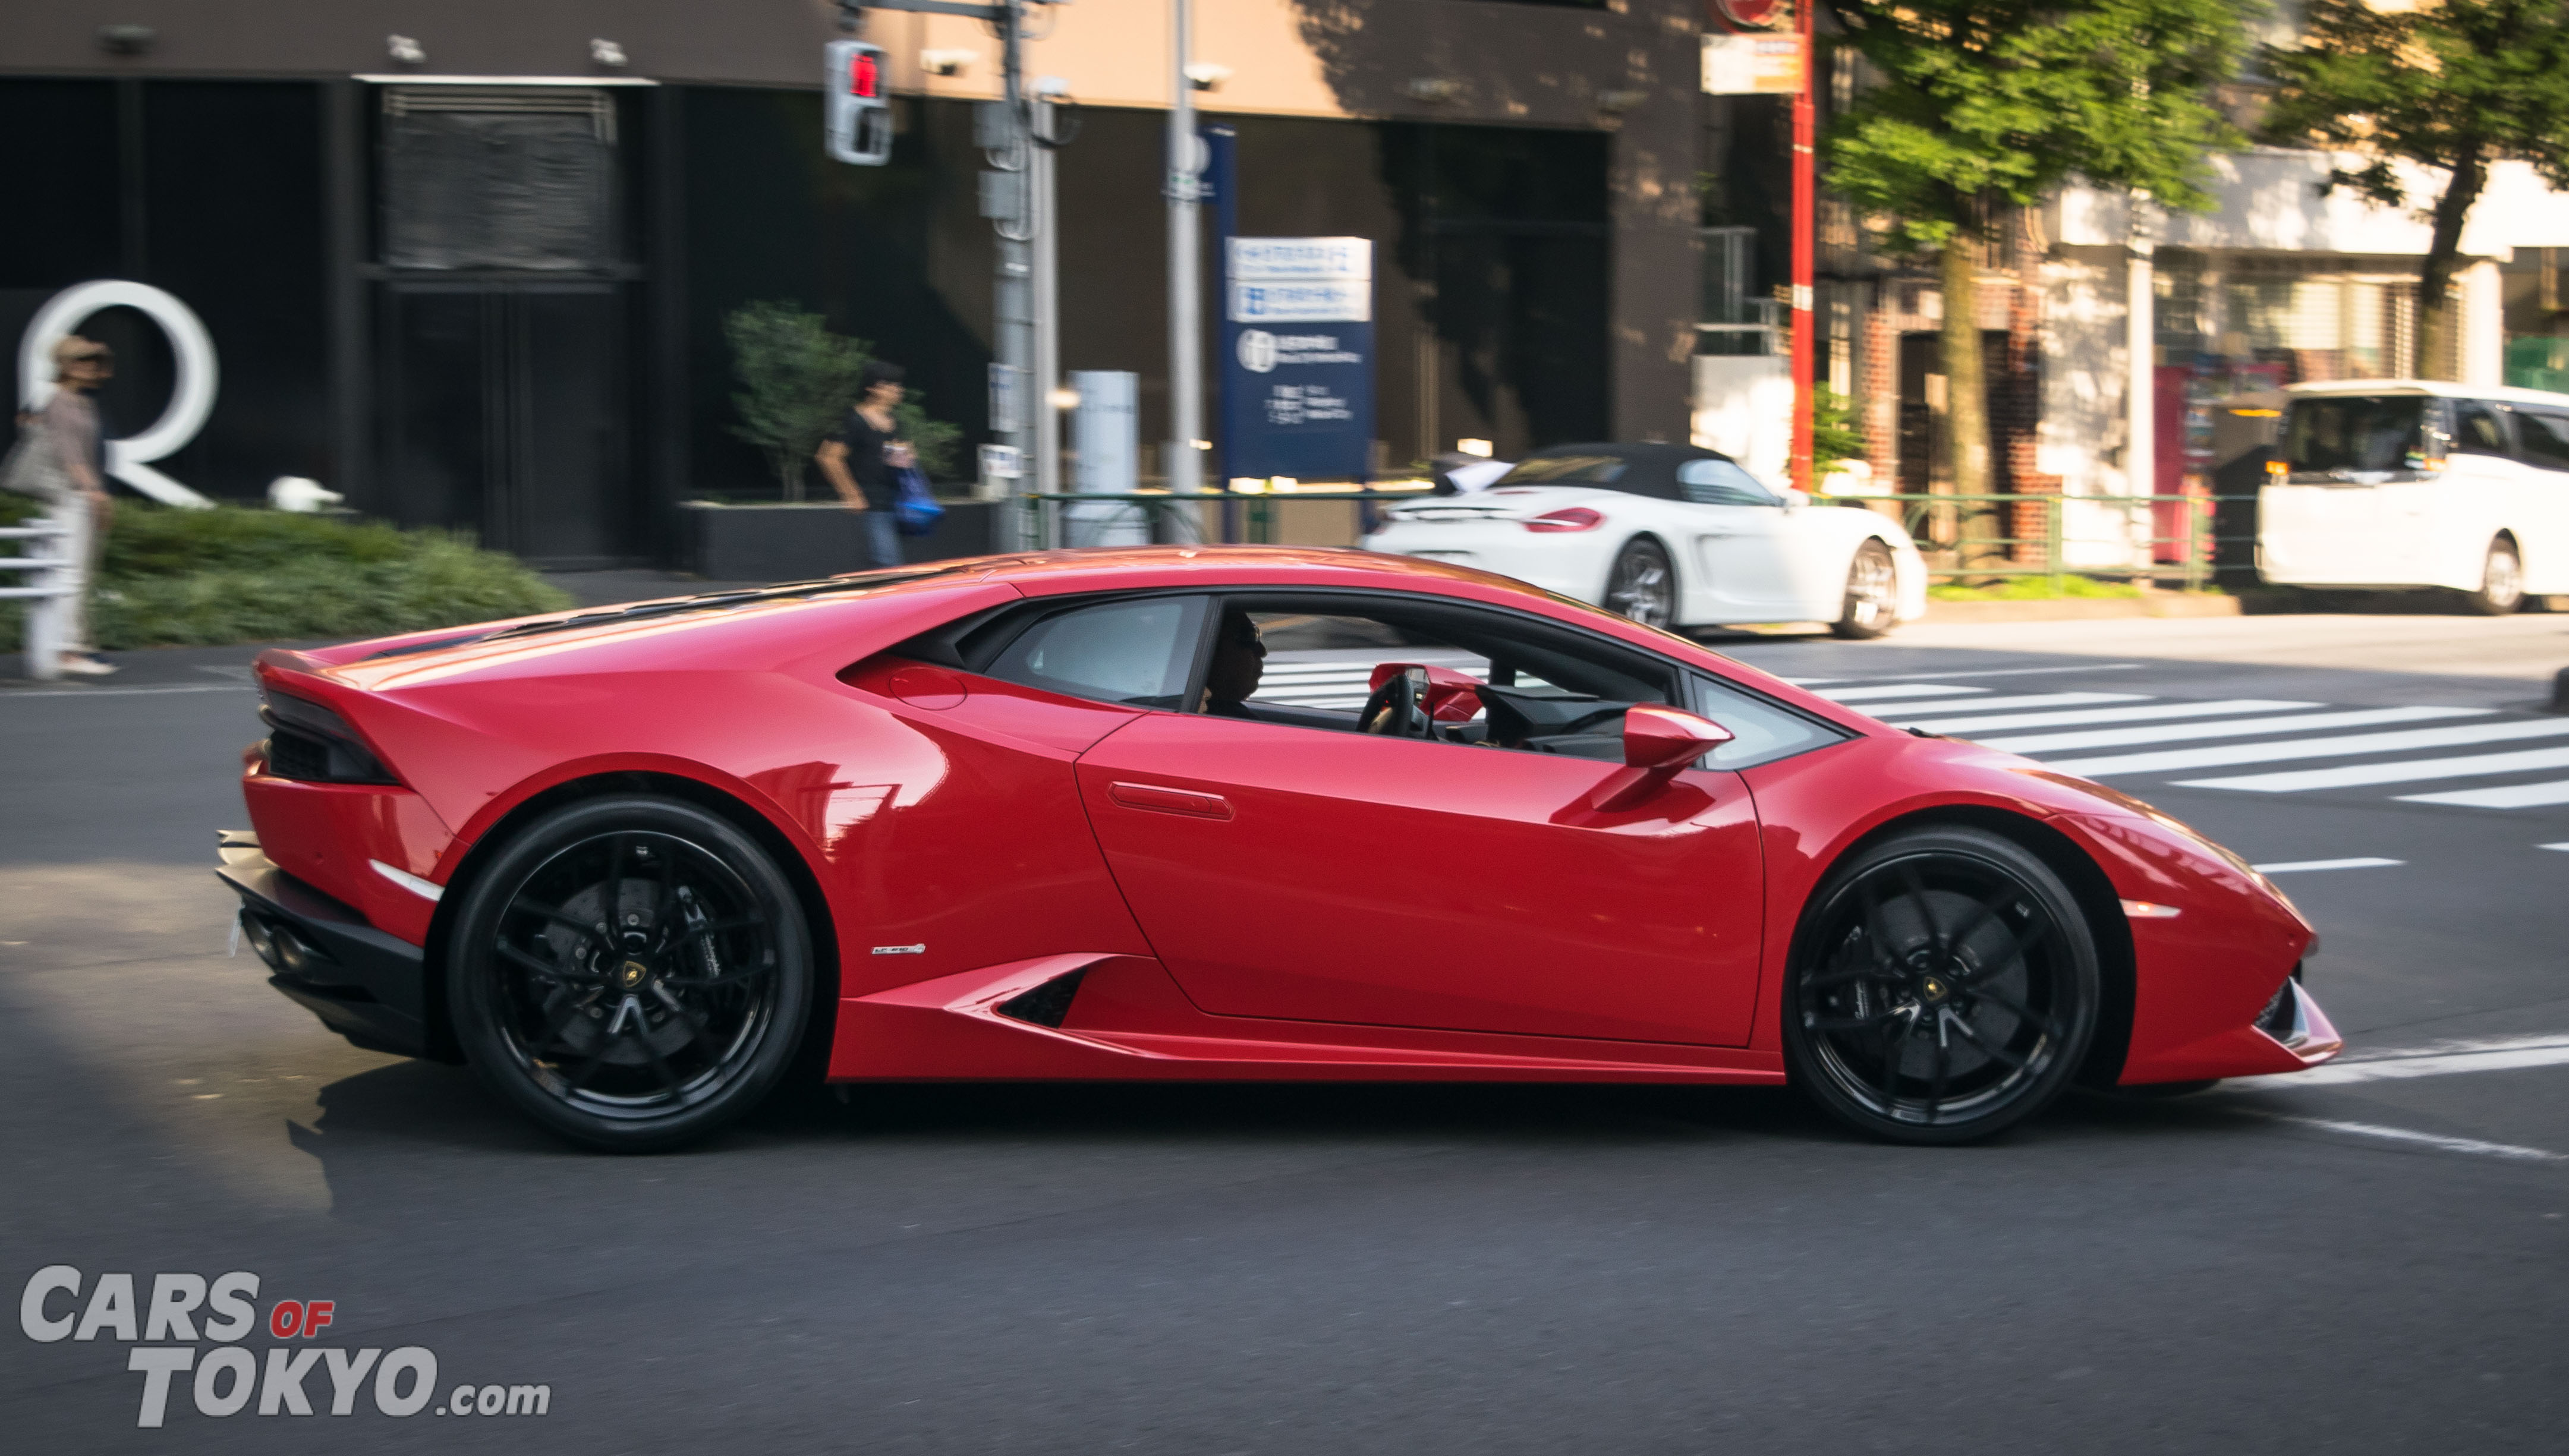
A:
[1199,612,1267,717]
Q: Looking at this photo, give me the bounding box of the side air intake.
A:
[994,966,1090,1029]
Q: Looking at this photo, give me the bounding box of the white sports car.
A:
[1364,443,1929,638]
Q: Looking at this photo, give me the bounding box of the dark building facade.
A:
[4,1,1708,566]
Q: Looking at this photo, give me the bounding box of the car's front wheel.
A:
[449,795,813,1152]
[1830,538,1899,639]
[1783,826,2099,1145]
[1604,537,1676,628]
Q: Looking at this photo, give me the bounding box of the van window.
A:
[2518,409,2569,472]
[2281,396,2433,474]
[2452,400,2513,457]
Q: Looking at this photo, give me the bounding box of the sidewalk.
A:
[1885,611,2569,680]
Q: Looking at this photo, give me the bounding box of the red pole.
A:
[1789,2,1815,491]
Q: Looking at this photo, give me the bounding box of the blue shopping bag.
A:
[892,466,943,538]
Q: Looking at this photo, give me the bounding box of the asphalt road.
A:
[5,624,2567,1454]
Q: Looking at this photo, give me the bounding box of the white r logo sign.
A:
[17,280,218,507]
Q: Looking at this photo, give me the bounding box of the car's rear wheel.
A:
[449,795,811,1152]
[2461,536,2524,615]
[1783,826,2099,1145]
[1830,539,1899,639]
[1604,537,1676,628]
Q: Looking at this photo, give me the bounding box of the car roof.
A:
[1498,441,1737,502]
[2285,379,2569,408]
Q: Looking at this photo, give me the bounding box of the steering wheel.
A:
[1358,669,1430,738]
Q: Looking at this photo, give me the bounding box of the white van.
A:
[2258,380,2569,613]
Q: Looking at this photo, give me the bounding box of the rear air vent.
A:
[996,967,1089,1029]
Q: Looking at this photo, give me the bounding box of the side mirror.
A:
[1779,487,1811,510]
[1592,705,1733,811]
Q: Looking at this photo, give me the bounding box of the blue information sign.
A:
[1220,237,1375,481]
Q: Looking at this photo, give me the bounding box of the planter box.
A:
[677,500,1000,582]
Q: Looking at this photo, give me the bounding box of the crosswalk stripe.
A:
[2041,717,2569,778]
[1871,691,2151,720]
[1897,699,2325,736]
[2174,744,2569,792]
[1975,705,2494,754]
[1816,683,1989,702]
[2395,780,2569,809]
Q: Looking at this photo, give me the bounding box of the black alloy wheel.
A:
[1831,539,1899,639]
[450,795,812,1152]
[1783,827,2099,1145]
[2462,537,2525,616]
[1605,537,1677,629]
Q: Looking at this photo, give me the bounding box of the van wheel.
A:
[2461,538,2524,615]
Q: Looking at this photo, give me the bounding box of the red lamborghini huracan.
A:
[218,547,2340,1151]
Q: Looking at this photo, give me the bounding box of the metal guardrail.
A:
[1017,489,1433,550]
[0,513,76,680]
[1015,486,2248,594]
[1833,490,2241,594]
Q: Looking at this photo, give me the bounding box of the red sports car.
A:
[217,547,2340,1151]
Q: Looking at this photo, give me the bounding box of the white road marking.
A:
[2044,716,2569,778]
[1783,663,2145,686]
[0,683,257,699]
[2543,843,2569,852]
[1815,683,1990,702]
[2249,857,2404,874]
[2177,743,2569,793]
[2266,1117,2566,1163]
[2397,780,2569,809]
[1897,699,2324,736]
[1975,705,2492,754]
[1871,691,2152,720]
[2238,1035,2569,1088]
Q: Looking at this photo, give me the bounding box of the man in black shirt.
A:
[815,360,915,569]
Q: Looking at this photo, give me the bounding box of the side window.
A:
[1676,458,1779,508]
[1191,599,1678,762]
[1691,674,1848,768]
[2518,409,2569,472]
[984,595,1208,709]
[2452,400,2513,458]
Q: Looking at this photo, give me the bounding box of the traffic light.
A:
[826,39,893,166]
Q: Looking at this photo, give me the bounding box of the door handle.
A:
[1107,781,1234,820]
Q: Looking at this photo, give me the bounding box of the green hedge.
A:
[0,497,572,651]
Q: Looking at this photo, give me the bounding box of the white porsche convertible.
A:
[1364,442,1928,638]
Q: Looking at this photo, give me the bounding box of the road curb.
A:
[1922,594,2244,624]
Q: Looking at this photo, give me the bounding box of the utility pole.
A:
[1032,81,1065,501]
[1164,0,1205,505]
[2127,190,2155,509]
[1789,0,1815,493]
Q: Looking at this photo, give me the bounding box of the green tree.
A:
[1825,1,2252,508]
[2263,1,2569,379]
[725,301,964,500]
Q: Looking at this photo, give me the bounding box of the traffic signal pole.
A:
[839,0,1062,541]
[1165,0,1205,506]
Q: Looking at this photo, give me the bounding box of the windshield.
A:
[1497,455,1627,486]
[2281,396,2433,474]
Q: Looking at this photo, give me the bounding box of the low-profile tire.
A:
[449,794,813,1153]
[1783,825,2100,1145]
[2460,537,2526,616]
[1603,536,1677,629]
[1830,539,1899,639]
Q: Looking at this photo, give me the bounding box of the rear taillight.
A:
[1525,506,1605,533]
[259,688,397,785]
